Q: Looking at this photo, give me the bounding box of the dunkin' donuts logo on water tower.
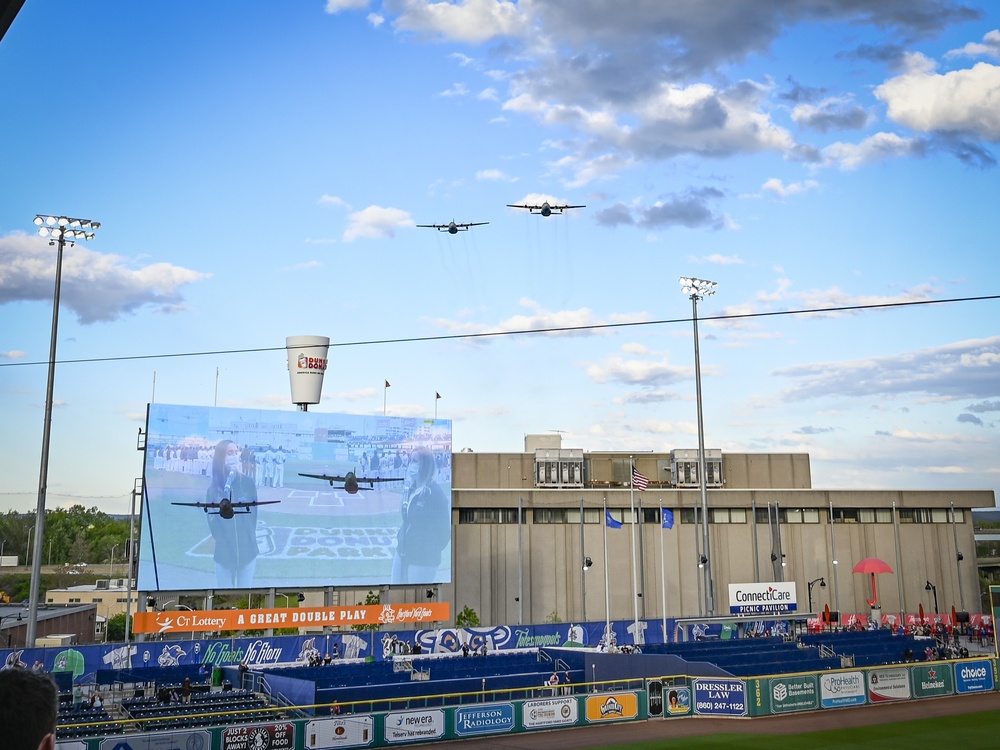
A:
[287,335,330,407]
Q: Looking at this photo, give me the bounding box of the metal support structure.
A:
[807,577,826,612]
[27,214,100,645]
[951,502,966,611]
[680,276,717,615]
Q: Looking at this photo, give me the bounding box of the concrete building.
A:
[45,579,139,641]
[445,436,994,628]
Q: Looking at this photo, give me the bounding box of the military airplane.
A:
[299,470,403,494]
[506,201,585,216]
[417,220,489,234]
[171,497,281,519]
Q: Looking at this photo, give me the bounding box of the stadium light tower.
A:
[679,276,717,616]
[26,214,100,646]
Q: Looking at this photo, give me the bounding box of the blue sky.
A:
[2,1,998,516]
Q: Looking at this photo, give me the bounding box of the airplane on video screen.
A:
[417,220,489,234]
[299,470,403,494]
[506,201,584,216]
[171,497,281,520]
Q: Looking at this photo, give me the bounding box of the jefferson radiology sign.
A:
[728,582,798,615]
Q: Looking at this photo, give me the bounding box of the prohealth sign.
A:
[729,582,798,615]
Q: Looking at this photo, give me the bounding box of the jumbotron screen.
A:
[138,404,453,591]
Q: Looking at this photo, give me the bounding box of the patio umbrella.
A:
[852,557,893,607]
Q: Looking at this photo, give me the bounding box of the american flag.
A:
[631,465,649,491]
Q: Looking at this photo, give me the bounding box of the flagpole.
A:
[435,392,440,419]
[628,457,639,643]
[580,496,587,624]
[660,503,667,642]
[383,380,389,416]
[603,497,611,647]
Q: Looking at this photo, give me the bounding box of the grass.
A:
[591,710,1000,749]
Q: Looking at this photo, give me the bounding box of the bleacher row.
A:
[643,636,841,676]
[120,688,279,732]
[57,705,126,740]
[800,628,924,667]
[264,652,571,714]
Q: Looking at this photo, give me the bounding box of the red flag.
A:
[385,380,391,388]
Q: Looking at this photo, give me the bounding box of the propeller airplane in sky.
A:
[506,201,585,216]
[417,220,489,234]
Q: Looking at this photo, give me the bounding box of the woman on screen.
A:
[207,439,259,587]
[391,446,450,584]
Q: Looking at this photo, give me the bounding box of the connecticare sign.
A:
[728,582,798,614]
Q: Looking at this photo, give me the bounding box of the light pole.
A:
[925,580,938,614]
[680,276,717,615]
[110,544,119,580]
[808,577,826,613]
[27,214,101,646]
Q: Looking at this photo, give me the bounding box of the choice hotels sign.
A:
[728,582,798,615]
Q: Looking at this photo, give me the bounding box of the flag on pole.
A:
[662,509,674,529]
[605,509,622,529]
[435,392,441,399]
[631,465,649,491]
[385,380,391,388]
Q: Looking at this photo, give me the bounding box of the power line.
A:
[2,294,997,369]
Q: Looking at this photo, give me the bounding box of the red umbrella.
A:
[852,557,894,607]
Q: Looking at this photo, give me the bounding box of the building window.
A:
[458,508,523,524]
[69,598,81,603]
[533,508,569,524]
[92,597,103,603]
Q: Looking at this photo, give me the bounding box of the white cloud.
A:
[367,12,385,28]
[1,350,27,360]
[342,206,414,241]
[318,194,352,209]
[439,82,469,97]
[875,55,1000,140]
[0,233,207,324]
[475,168,513,181]
[945,29,1000,60]
[391,0,530,44]
[762,177,819,197]
[822,132,923,170]
[477,87,499,101]
[428,298,648,339]
[325,0,370,13]
[774,336,1000,403]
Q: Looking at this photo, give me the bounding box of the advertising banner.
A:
[521,698,578,729]
[665,686,691,717]
[99,732,213,750]
[955,660,995,693]
[304,717,374,749]
[585,693,640,723]
[911,664,954,698]
[820,671,866,708]
[728,582,798,615]
[133,602,451,635]
[693,679,747,716]
[767,675,819,714]
[222,723,295,750]
[139,404,452,591]
[454,704,515,736]
[867,667,911,702]
[383,709,445,744]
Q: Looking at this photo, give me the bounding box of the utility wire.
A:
[2,294,997,369]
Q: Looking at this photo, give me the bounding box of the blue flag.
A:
[605,509,622,529]
[662,508,674,529]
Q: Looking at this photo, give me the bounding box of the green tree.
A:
[352,590,381,632]
[455,606,481,628]
[106,613,128,642]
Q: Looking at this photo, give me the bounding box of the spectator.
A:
[0,668,58,750]
[72,684,84,711]
[182,677,192,703]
